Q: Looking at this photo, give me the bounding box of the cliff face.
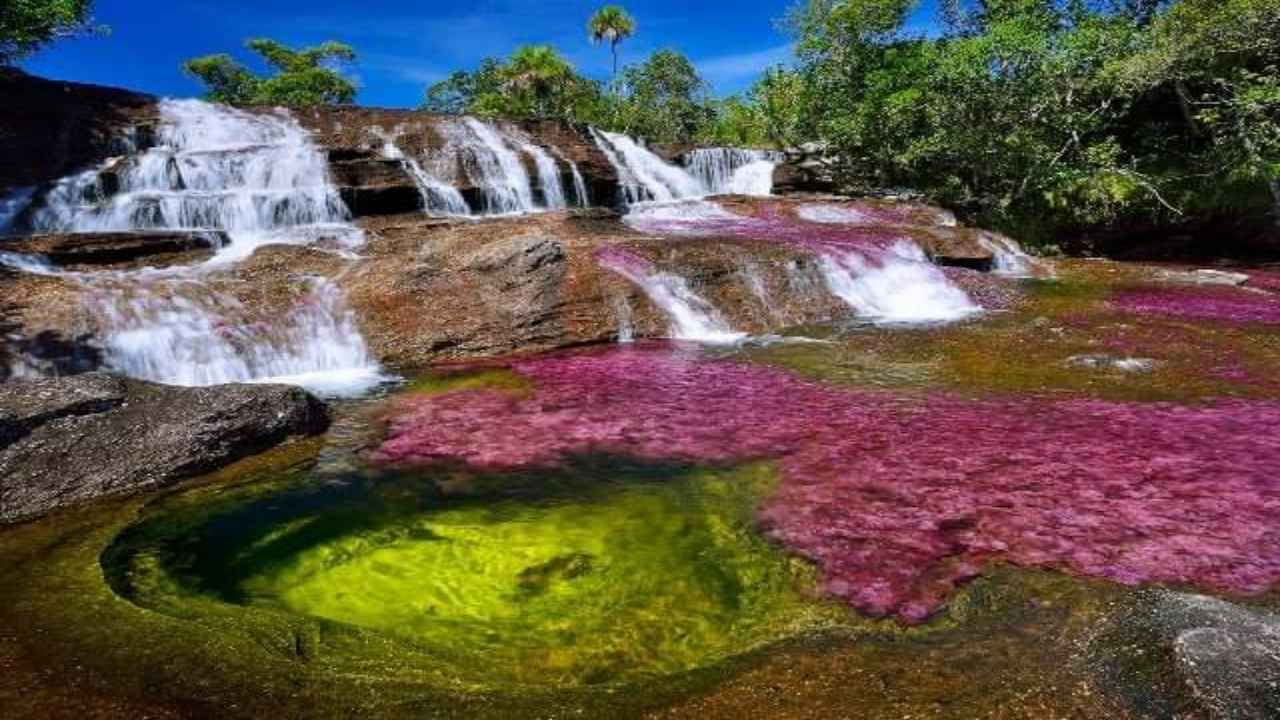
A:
[0,70,157,194]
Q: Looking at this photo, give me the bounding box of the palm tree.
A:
[504,45,574,117]
[588,5,636,81]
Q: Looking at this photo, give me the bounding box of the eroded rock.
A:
[0,374,328,523]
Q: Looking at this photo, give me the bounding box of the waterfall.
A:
[508,131,568,210]
[31,99,364,265]
[819,241,980,324]
[589,129,704,204]
[978,231,1046,277]
[375,128,470,216]
[87,275,383,396]
[685,148,782,196]
[569,161,590,208]
[8,99,386,397]
[598,249,745,344]
[0,186,35,234]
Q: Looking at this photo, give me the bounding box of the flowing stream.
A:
[5,100,385,397]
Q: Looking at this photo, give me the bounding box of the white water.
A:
[978,231,1045,277]
[9,100,386,397]
[0,186,35,234]
[434,118,537,214]
[375,128,470,216]
[599,253,746,344]
[508,130,568,210]
[621,199,740,235]
[590,129,705,204]
[87,275,383,397]
[31,99,364,265]
[685,148,782,196]
[819,241,980,324]
[569,161,590,207]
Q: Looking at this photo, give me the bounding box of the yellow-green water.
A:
[105,461,844,688]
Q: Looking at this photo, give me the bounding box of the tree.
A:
[183,38,357,106]
[588,5,636,81]
[615,49,714,143]
[1,0,102,64]
[503,45,576,118]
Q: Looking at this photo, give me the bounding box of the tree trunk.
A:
[612,43,619,81]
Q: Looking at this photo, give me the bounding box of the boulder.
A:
[1,230,224,268]
[772,161,837,194]
[0,374,329,523]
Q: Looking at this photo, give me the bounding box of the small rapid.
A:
[597,248,747,344]
[685,148,783,196]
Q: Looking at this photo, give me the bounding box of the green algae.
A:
[404,367,533,397]
[0,439,1192,719]
[104,458,848,689]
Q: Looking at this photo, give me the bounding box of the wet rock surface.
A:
[0,230,223,268]
[0,374,328,523]
[1092,590,1280,720]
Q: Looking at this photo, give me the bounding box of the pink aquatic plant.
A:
[375,345,1280,623]
[1112,286,1280,325]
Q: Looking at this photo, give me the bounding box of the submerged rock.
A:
[0,373,328,523]
[1092,590,1280,720]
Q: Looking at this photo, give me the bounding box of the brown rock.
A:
[1,230,224,268]
[0,373,329,523]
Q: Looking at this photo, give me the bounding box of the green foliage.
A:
[588,5,636,79]
[0,0,101,64]
[183,39,357,106]
[788,0,1280,241]
[613,50,714,143]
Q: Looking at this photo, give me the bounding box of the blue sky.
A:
[21,0,941,108]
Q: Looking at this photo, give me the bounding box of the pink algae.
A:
[1111,286,1280,325]
[374,345,1280,624]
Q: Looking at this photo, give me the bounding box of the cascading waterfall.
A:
[31,99,364,264]
[507,129,568,210]
[590,129,704,204]
[86,274,382,395]
[598,249,746,344]
[374,128,470,216]
[685,148,782,196]
[819,241,980,323]
[7,99,385,397]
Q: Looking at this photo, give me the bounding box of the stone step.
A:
[0,230,225,268]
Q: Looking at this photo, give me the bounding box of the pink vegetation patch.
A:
[374,346,1280,624]
[1112,286,1280,325]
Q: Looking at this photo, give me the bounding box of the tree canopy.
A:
[588,5,637,79]
[1,0,100,64]
[183,39,358,106]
